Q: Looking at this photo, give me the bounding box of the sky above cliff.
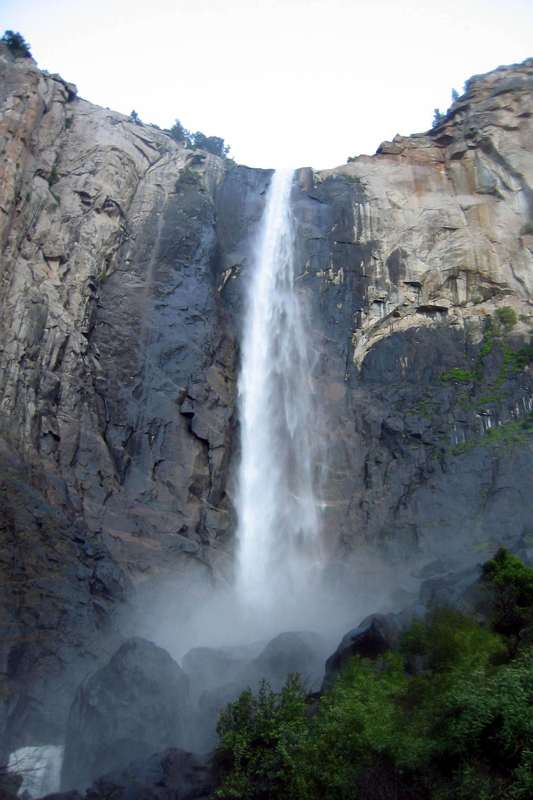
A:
[3,0,533,170]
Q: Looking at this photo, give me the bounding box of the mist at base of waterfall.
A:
[130,547,404,665]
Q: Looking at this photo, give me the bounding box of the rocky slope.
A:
[1,42,533,757]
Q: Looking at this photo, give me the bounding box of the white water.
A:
[235,168,323,612]
[8,745,64,797]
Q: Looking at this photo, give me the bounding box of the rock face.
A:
[0,435,129,764]
[61,638,193,791]
[85,748,214,800]
[2,42,533,760]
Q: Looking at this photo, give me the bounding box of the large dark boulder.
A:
[322,608,426,689]
[181,641,264,701]
[85,748,213,800]
[248,631,329,692]
[61,639,193,791]
[187,631,330,751]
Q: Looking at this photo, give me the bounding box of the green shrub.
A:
[482,415,533,451]
[520,221,533,236]
[169,119,192,146]
[64,116,73,129]
[496,306,517,328]
[191,131,230,157]
[432,108,444,127]
[48,165,59,187]
[400,607,507,674]
[213,675,308,800]
[481,548,533,641]
[512,342,533,371]
[175,167,202,192]
[1,31,31,58]
[439,367,473,383]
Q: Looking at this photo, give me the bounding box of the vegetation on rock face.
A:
[213,553,533,799]
[1,31,32,58]
[169,119,231,158]
[175,167,203,192]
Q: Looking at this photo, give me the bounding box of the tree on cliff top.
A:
[169,120,231,158]
[191,131,231,158]
[1,31,32,58]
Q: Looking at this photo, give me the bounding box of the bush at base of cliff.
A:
[212,603,533,800]
[481,548,533,643]
[212,675,308,800]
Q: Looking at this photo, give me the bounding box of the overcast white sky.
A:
[2,0,532,170]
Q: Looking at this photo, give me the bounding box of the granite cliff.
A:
[1,42,533,757]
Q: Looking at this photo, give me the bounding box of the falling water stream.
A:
[235,168,323,611]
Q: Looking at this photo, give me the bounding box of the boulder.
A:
[85,748,213,800]
[322,608,426,689]
[190,631,330,751]
[61,639,193,791]
[248,631,329,692]
[181,641,264,701]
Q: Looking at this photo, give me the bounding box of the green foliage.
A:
[64,116,73,129]
[400,607,507,674]
[175,167,202,192]
[496,306,518,328]
[191,131,231,157]
[2,31,32,58]
[168,120,231,157]
[169,119,191,145]
[520,221,533,236]
[130,109,140,122]
[481,548,533,641]
[25,192,30,203]
[48,165,59,187]
[213,675,308,799]
[432,108,444,127]
[451,88,460,103]
[214,603,533,799]
[439,367,473,383]
[482,414,533,451]
[511,342,533,371]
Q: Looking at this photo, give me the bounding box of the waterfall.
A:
[235,168,323,612]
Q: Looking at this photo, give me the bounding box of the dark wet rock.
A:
[190,631,330,750]
[0,439,129,762]
[85,749,213,800]
[419,566,484,610]
[323,608,426,689]
[248,631,329,692]
[182,641,264,701]
[38,793,83,800]
[196,680,244,751]
[61,639,193,791]
[0,769,22,799]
